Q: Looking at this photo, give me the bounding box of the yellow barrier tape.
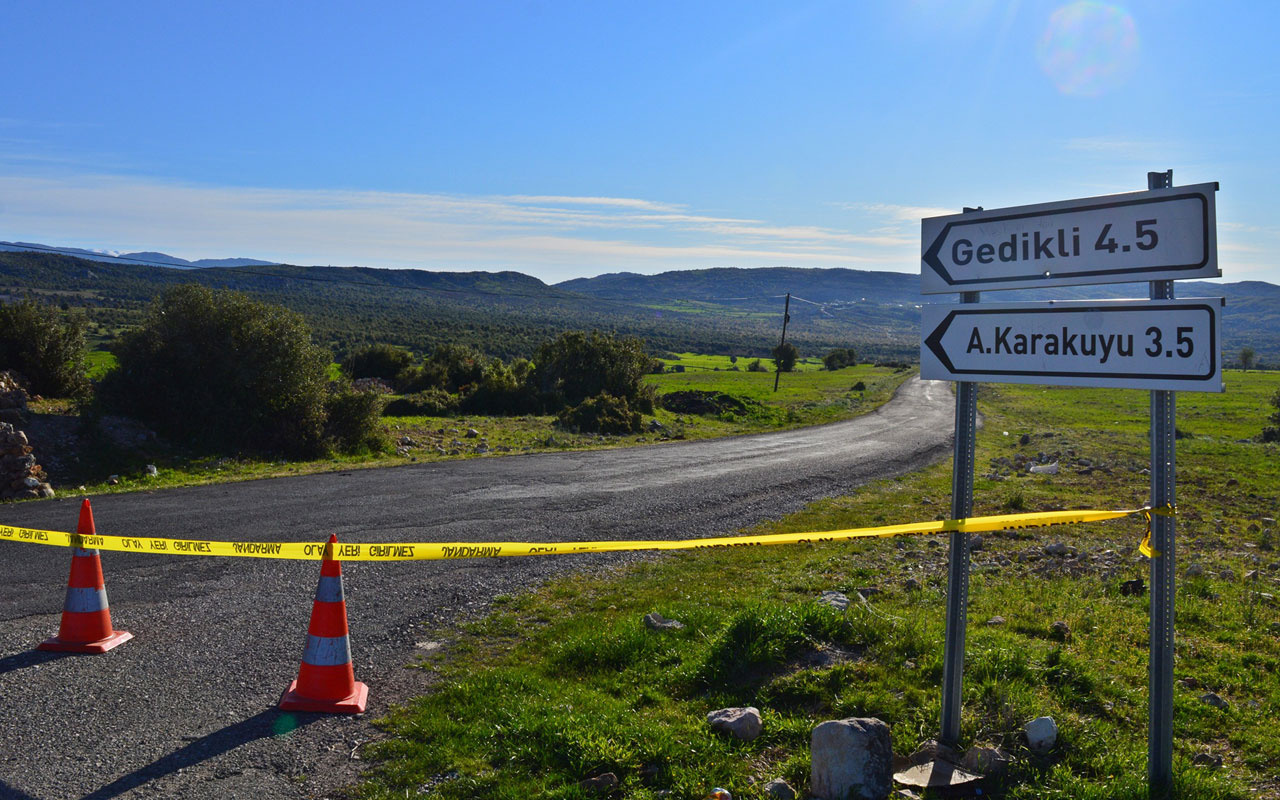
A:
[1138,504,1177,558]
[0,507,1152,561]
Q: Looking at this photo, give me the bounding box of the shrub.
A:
[746,359,767,373]
[463,358,536,415]
[384,387,461,417]
[0,300,89,398]
[556,392,641,434]
[533,331,655,413]
[98,285,331,457]
[772,342,799,372]
[1264,388,1280,442]
[341,343,414,381]
[324,383,390,454]
[823,347,858,371]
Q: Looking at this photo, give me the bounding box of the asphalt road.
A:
[0,377,955,800]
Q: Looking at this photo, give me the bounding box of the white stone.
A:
[707,706,762,741]
[1029,462,1059,475]
[811,717,893,800]
[1024,716,1058,754]
[818,590,850,610]
[763,778,796,800]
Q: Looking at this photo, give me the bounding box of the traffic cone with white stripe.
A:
[39,499,133,653]
[279,534,368,713]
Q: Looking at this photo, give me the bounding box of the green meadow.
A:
[355,371,1280,800]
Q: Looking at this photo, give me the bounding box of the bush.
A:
[463,358,536,415]
[556,393,641,434]
[746,359,767,373]
[772,342,799,372]
[341,343,414,381]
[1264,389,1280,442]
[324,383,390,454]
[533,331,655,413]
[384,387,461,417]
[0,300,89,398]
[823,347,858,371]
[98,285,331,457]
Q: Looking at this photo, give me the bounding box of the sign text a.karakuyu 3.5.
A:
[921,183,1218,294]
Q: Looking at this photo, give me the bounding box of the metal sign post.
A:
[921,172,1216,793]
[940,293,978,747]
[1147,169,1177,796]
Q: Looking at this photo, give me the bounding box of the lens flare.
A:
[1037,1,1139,96]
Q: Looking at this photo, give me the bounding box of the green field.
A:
[34,359,909,496]
[354,371,1280,800]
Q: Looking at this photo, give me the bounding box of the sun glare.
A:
[1036,1,1139,97]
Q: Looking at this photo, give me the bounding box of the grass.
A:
[19,359,910,497]
[353,370,1280,800]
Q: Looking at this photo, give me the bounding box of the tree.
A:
[823,347,858,371]
[1240,346,1257,371]
[532,330,655,412]
[341,343,414,381]
[98,285,333,457]
[0,299,89,398]
[772,342,799,373]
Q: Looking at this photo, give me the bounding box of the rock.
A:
[907,739,959,766]
[36,483,54,498]
[707,707,762,741]
[810,717,893,800]
[578,772,618,792]
[1029,462,1059,475]
[399,435,415,446]
[1245,569,1260,581]
[1186,563,1204,577]
[1050,621,1070,640]
[985,616,1006,626]
[643,612,684,631]
[1019,433,1031,445]
[144,464,158,477]
[1045,542,1070,557]
[1200,692,1229,710]
[818,590,850,611]
[902,578,921,591]
[465,428,480,438]
[892,762,983,790]
[762,778,796,800]
[1219,569,1235,582]
[968,534,984,551]
[1024,716,1058,754]
[107,475,120,486]
[21,476,40,489]
[1120,578,1145,596]
[1192,753,1223,769]
[961,745,1013,775]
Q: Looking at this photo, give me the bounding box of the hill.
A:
[562,268,1280,366]
[2,250,1276,364]
[0,242,278,269]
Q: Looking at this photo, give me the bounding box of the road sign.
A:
[921,183,1218,294]
[920,297,1223,391]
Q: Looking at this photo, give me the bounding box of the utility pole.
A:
[774,293,791,392]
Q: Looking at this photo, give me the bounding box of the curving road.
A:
[0,377,954,800]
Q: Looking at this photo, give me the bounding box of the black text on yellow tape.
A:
[0,506,1152,561]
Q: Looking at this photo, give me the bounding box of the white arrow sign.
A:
[920,298,1223,391]
[921,183,1218,294]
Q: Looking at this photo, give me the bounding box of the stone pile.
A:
[0,370,28,426]
[0,421,54,500]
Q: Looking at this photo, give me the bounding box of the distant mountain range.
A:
[0,241,278,269]
[1,246,1277,365]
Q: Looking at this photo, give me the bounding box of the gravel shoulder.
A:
[0,377,954,800]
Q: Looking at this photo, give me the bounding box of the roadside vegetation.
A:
[0,295,906,497]
[355,373,1280,800]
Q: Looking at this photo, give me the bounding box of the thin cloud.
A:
[0,172,914,280]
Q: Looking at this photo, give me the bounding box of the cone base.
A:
[38,629,132,654]
[279,679,368,714]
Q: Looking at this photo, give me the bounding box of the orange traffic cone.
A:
[280,534,368,713]
[39,499,133,654]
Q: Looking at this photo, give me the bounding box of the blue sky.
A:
[2,1,1277,284]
